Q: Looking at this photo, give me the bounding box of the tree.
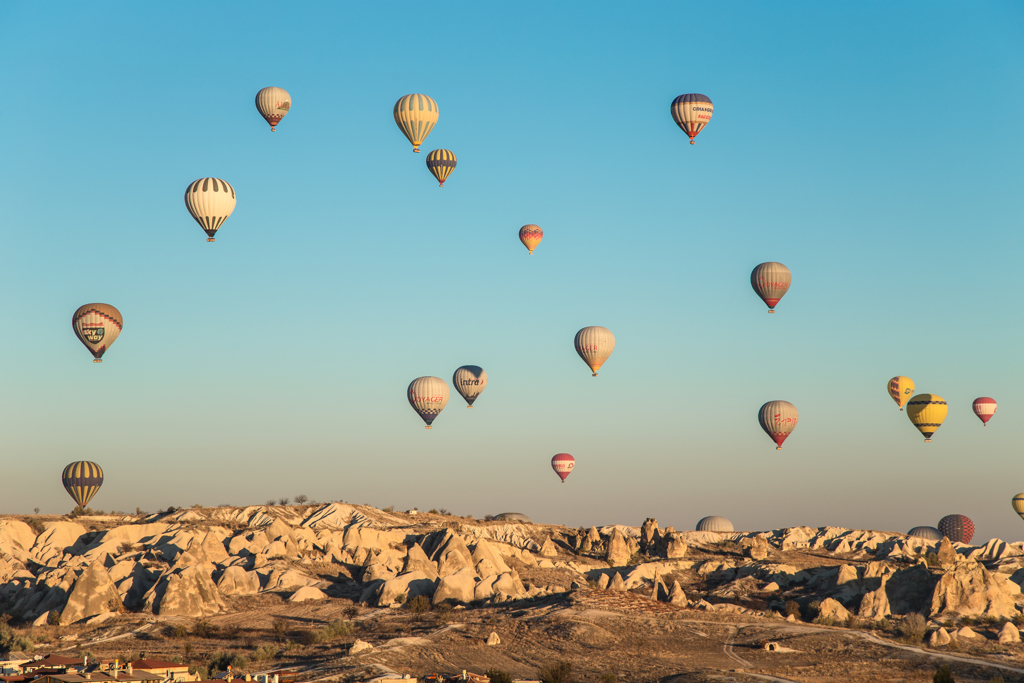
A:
[934,665,955,683]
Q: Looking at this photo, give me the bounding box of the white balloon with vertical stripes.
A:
[255,87,291,131]
[574,326,615,376]
[407,376,450,428]
[185,178,237,242]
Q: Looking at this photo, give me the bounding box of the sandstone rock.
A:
[486,631,500,646]
[580,536,593,554]
[999,621,1021,644]
[425,531,474,577]
[937,537,957,568]
[762,582,780,592]
[264,568,317,592]
[609,572,625,592]
[491,570,526,600]
[835,564,859,586]
[928,627,951,646]
[596,573,610,590]
[62,560,122,624]
[433,567,477,604]
[665,533,688,559]
[151,565,226,617]
[470,538,510,575]
[640,518,659,554]
[930,560,1019,619]
[300,503,363,529]
[786,613,796,622]
[668,581,687,605]
[864,561,892,579]
[956,626,978,639]
[30,522,87,566]
[377,571,436,606]
[858,575,891,619]
[0,520,39,564]
[217,566,261,596]
[587,526,601,544]
[289,586,327,602]
[349,639,373,655]
[746,536,769,561]
[818,597,851,623]
[539,539,558,557]
[606,529,631,567]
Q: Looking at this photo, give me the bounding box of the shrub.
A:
[294,495,309,505]
[933,665,955,683]
[438,508,450,515]
[265,500,276,506]
[33,508,40,515]
[343,605,359,619]
[250,645,279,662]
[899,613,927,642]
[383,506,394,513]
[483,515,494,522]
[26,518,45,535]
[272,618,289,640]
[813,616,836,627]
[119,542,136,555]
[806,599,822,621]
[47,611,62,626]
[207,652,248,674]
[190,666,208,681]
[407,595,431,614]
[784,601,801,619]
[925,552,941,567]
[169,625,189,638]
[278,498,290,506]
[299,630,318,646]
[428,509,439,514]
[959,615,976,626]
[873,618,890,631]
[192,620,218,638]
[539,661,573,683]
[319,619,352,641]
[989,677,1005,683]
[599,676,617,683]
[485,670,513,683]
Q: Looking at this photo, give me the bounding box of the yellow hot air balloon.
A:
[394,94,438,153]
[72,303,123,362]
[906,393,948,442]
[425,149,456,187]
[185,178,237,242]
[1012,493,1024,521]
[887,376,915,411]
[574,326,615,377]
[519,225,543,255]
[255,87,291,131]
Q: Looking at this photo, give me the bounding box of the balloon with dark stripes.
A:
[62,461,104,508]
[425,149,457,187]
[937,514,974,544]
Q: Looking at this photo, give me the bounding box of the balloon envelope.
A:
[255,87,291,131]
[62,461,103,508]
[425,149,456,187]
[887,376,915,410]
[750,262,791,312]
[453,365,487,407]
[407,376,449,428]
[551,453,575,482]
[937,514,974,544]
[72,303,123,362]
[185,178,236,242]
[907,394,948,442]
[696,516,733,532]
[907,526,942,541]
[973,397,997,425]
[394,94,438,152]
[1012,493,1024,521]
[574,326,615,376]
[758,401,799,449]
[519,224,543,254]
[670,93,713,144]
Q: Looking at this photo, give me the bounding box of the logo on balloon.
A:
[82,327,105,343]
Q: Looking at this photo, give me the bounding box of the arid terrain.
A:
[2,504,1024,682]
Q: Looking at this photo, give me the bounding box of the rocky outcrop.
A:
[818,597,851,622]
[664,533,688,559]
[937,537,957,568]
[1000,621,1021,643]
[148,565,226,617]
[377,571,436,606]
[289,586,327,602]
[929,560,1020,619]
[858,575,891,619]
[928,627,951,646]
[606,529,631,567]
[61,560,122,623]
[433,567,477,604]
[217,566,260,595]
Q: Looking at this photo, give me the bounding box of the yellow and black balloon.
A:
[425,149,456,187]
[62,461,104,508]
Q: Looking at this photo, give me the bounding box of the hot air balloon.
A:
[574,326,615,377]
[425,149,456,187]
[1012,494,1024,521]
[758,401,799,450]
[973,397,997,426]
[519,225,543,255]
[394,94,438,153]
[407,376,449,429]
[551,453,574,483]
[255,87,291,131]
[750,262,791,313]
[907,394,948,442]
[696,516,734,532]
[72,304,123,362]
[907,526,942,541]
[937,514,974,544]
[62,461,103,508]
[185,178,237,242]
[453,365,487,408]
[670,94,713,144]
[887,376,915,411]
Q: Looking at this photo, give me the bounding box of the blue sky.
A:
[1,1,1022,540]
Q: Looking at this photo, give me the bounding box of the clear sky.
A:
[1,2,1022,541]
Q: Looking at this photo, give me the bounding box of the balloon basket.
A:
[776,446,782,450]
[207,238,215,242]
[924,438,931,442]
[768,310,775,314]
[592,373,598,377]
[425,425,432,429]
[689,139,695,145]
[413,148,421,153]
[467,406,473,409]
[93,359,102,363]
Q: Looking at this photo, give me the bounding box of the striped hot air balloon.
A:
[551,453,574,483]
[887,376,915,411]
[255,87,291,131]
[574,326,615,377]
[1011,493,1024,521]
[425,149,456,187]
[696,516,734,532]
[72,304,123,362]
[750,262,792,313]
[519,224,543,255]
[907,526,942,541]
[758,401,799,450]
[62,461,104,508]
[907,394,948,442]
[670,93,713,144]
[407,376,449,429]
[394,94,438,153]
[972,397,997,426]
[184,178,237,242]
[937,514,974,544]
[453,365,487,408]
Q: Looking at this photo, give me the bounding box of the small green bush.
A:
[933,664,955,683]
[250,645,279,662]
[873,618,890,631]
[539,661,573,683]
[485,669,513,683]
[319,619,352,641]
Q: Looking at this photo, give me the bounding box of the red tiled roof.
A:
[126,661,187,671]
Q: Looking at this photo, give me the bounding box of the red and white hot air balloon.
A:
[972,397,997,426]
[551,453,575,483]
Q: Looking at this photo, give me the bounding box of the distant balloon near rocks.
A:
[938,514,974,544]
[907,526,942,541]
[551,453,575,483]
[696,516,734,532]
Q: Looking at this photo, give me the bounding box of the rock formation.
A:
[929,560,1019,619]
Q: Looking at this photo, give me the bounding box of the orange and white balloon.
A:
[72,304,123,362]
[973,397,997,426]
[255,87,291,131]
[184,178,237,242]
[750,262,792,312]
[519,224,543,255]
[758,401,799,450]
[407,376,449,429]
[551,453,575,483]
[574,326,615,377]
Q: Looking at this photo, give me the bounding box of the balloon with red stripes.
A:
[937,514,974,544]
[551,453,575,483]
